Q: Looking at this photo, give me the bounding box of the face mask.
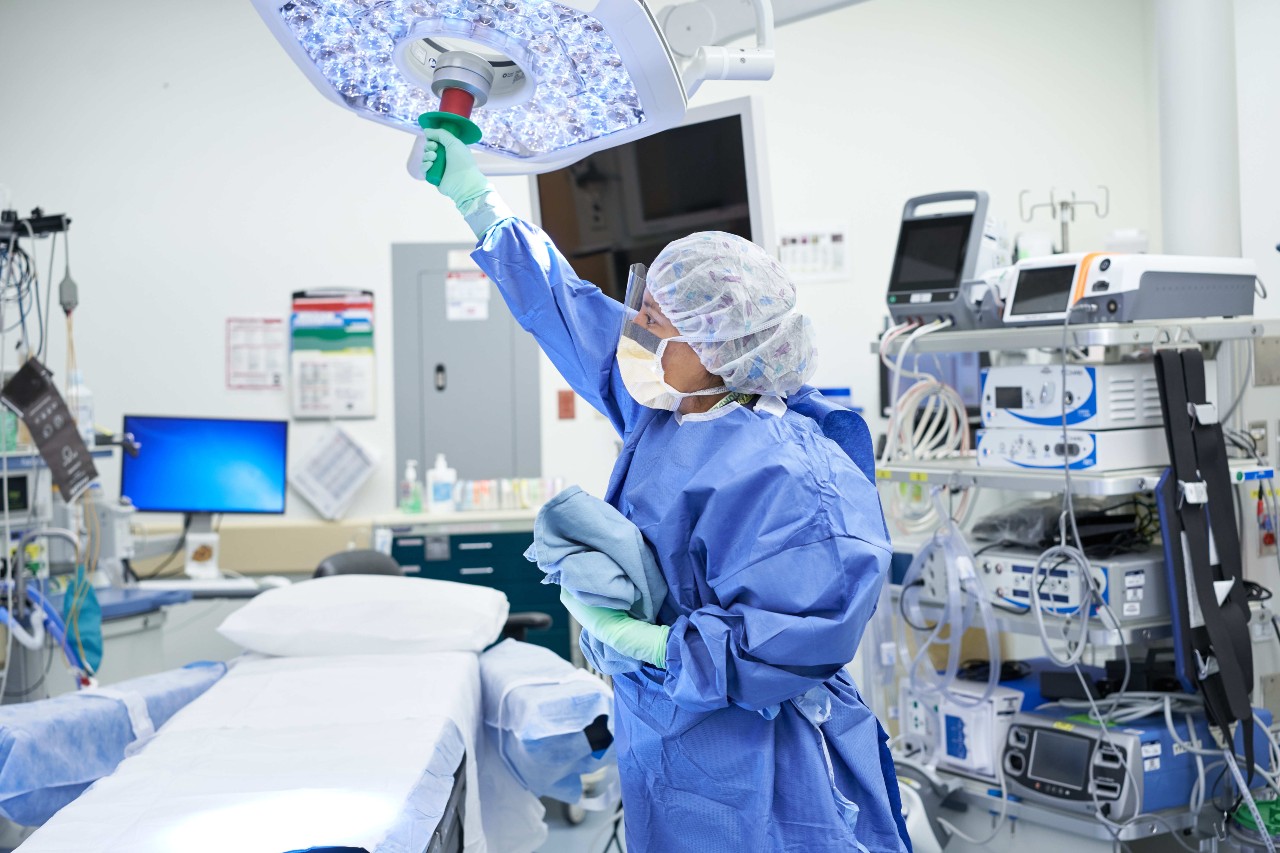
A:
[616,336,725,411]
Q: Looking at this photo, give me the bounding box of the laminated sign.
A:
[0,360,98,500]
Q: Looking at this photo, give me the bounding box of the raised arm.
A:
[421,128,641,435]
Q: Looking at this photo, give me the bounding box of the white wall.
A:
[1235,0,1280,318]
[538,0,1165,490]
[0,0,534,520]
[1,0,1163,513]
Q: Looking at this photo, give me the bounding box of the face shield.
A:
[620,263,663,355]
[615,262,726,410]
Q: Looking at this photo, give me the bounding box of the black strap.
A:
[1183,350,1256,777]
[1155,349,1256,779]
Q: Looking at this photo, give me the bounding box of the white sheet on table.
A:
[18,653,486,853]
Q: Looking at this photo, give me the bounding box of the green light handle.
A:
[418,112,483,187]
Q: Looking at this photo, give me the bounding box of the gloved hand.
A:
[560,589,670,669]
[422,127,488,207]
[421,127,511,239]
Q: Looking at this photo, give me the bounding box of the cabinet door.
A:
[391,530,571,659]
[391,243,541,493]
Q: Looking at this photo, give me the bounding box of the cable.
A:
[36,231,54,360]
[1221,338,1256,426]
[897,488,1002,709]
[140,514,192,579]
[0,284,14,702]
[1026,302,1106,670]
[1227,749,1277,853]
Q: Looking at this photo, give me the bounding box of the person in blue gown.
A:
[421,128,911,853]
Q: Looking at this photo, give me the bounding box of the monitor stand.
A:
[184,513,223,580]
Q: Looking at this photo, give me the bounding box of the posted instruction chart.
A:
[290,290,376,419]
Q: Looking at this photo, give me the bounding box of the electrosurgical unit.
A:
[975,425,1168,471]
[1001,253,1258,327]
[915,545,1172,627]
[980,363,1181,431]
[1002,708,1273,823]
[1072,253,1258,322]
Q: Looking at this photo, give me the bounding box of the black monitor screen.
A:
[1010,265,1076,316]
[122,416,288,514]
[1,475,28,513]
[633,116,749,221]
[536,113,753,301]
[1029,730,1090,790]
[887,215,973,294]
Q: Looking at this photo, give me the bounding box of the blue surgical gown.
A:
[472,218,911,853]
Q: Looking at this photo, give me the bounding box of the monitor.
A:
[1003,263,1078,325]
[1009,265,1075,315]
[887,214,974,295]
[531,95,771,302]
[121,416,288,515]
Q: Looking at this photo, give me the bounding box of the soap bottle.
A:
[426,453,457,514]
[399,459,422,513]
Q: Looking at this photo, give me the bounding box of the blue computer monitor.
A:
[121,416,288,514]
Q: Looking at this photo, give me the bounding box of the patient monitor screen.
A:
[1010,265,1076,316]
[1028,730,1090,791]
[887,215,973,294]
[121,416,288,514]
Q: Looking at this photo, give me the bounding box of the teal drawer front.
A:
[390,530,570,660]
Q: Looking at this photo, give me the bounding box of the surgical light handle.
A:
[418,51,494,186]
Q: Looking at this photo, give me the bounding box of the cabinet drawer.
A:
[393,531,534,576]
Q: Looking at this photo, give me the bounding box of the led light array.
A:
[279,0,646,157]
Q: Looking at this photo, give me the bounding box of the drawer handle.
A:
[398,538,424,547]
[457,542,494,551]
[460,567,495,576]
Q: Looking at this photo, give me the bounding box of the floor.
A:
[540,805,625,853]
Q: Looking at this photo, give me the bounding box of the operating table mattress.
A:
[17,652,485,853]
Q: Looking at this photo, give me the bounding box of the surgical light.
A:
[252,0,775,175]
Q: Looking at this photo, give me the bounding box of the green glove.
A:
[560,589,671,669]
[421,127,510,239]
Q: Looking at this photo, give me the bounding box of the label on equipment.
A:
[1142,743,1162,758]
[1125,588,1144,602]
[1123,602,1142,616]
[1125,571,1146,588]
[0,359,98,500]
[1144,757,1161,772]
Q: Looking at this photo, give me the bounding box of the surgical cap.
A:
[648,231,816,396]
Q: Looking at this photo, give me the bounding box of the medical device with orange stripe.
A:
[1000,252,1258,327]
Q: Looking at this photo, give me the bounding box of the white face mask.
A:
[616,336,725,411]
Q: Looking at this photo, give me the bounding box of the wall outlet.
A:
[1249,420,1269,457]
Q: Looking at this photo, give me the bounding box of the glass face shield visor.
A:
[621,263,663,355]
[616,263,726,411]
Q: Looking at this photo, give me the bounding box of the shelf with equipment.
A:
[875,457,1274,498]
[938,772,1199,843]
[873,315,1276,357]
[909,599,1173,648]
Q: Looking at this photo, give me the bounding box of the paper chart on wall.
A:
[777,225,852,283]
[226,318,287,390]
[290,290,376,419]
